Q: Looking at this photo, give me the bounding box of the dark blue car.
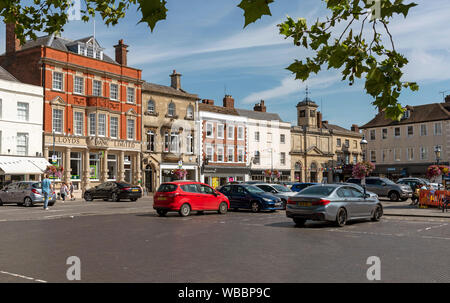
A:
[218,184,283,212]
[291,183,318,192]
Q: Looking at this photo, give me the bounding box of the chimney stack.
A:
[317,111,323,129]
[351,124,360,133]
[223,95,235,108]
[253,100,267,112]
[170,70,182,90]
[202,99,214,105]
[6,23,21,54]
[114,39,128,66]
[445,95,450,103]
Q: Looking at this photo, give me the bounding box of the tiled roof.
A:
[21,34,117,64]
[0,66,19,82]
[360,103,450,129]
[142,82,198,99]
[199,103,239,116]
[235,109,284,122]
[324,123,361,136]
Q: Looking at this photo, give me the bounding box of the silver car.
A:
[0,181,57,207]
[254,183,298,208]
[286,184,383,227]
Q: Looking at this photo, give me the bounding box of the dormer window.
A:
[77,42,103,60]
[402,110,410,119]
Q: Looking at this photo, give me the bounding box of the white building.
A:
[0,67,48,187]
[237,101,292,182]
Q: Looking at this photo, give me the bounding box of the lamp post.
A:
[434,145,441,166]
[360,136,368,198]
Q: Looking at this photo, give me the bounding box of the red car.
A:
[153,181,230,217]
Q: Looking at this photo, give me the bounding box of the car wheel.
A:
[179,203,191,217]
[335,208,347,227]
[371,205,383,222]
[84,193,93,202]
[111,193,120,202]
[389,191,400,202]
[218,202,228,214]
[23,197,33,207]
[251,201,261,213]
[293,218,306,227]
[157,209,168,217]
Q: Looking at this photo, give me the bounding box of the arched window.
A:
[310,162,318,171]
[168,102,176,117]
[186,104,194,119]
[147,99,155,114]
[295,162,302,171]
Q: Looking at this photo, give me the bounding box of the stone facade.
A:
[141,71,199,193]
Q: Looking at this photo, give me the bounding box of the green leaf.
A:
[137,0,168,32]
[238,0,274,27]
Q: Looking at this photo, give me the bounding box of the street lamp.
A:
[434,145,442,165]
[360,136,369,198]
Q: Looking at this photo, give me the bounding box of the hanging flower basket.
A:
[173,169,187,180]
[352,162,375,179]
[44,165,64,179]
[426,165,449,179]
[264,170,272,178]
[272,170,281,179]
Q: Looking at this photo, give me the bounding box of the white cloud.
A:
[242,74,341,104]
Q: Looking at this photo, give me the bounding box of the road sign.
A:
[51,154,57,164]
[178,160,183,169]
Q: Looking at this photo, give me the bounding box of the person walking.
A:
[60,182,69,203]
[42,174,53,211]
[69,182,75,201]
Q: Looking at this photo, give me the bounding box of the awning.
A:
[0,156,51,175]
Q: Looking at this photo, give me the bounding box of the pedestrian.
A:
[60,182,69,203]
[69,181,75,201]
[42,174,53,210]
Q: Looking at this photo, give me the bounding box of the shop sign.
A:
[114,140,136,149]
[55,136,81,145]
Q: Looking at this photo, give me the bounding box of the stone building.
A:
[360,98,450,179]
[290,94,363,183]
[0,24,143,196]
[141,71,199,192]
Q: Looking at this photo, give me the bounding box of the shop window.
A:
[124,155,132,183]
[89,153,100,180]
[108,154,117,180]
[70,152,82,180]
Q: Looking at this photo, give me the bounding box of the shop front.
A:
[250,170,291,183]
[44,134,142,197]
[203,167,250,189]
[0,156,51,188]
[159,163,198,184]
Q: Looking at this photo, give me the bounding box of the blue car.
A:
[291,183,318,192]
[218,184,283,212]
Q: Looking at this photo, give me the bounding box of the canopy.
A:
[0,156,51,175]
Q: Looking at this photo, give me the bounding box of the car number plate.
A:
[158,197,167,201]
[275,203,281,207]
[132,189,139,192]
[297,202,312,207]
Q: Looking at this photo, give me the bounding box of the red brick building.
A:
[199,96,249,188]
[0,24,143,195]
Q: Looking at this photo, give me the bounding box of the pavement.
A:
[381,199,450,218]
[0,210,449,283]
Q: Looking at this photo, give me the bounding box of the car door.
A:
[365,179,383,196]
[8,183,20,202]
[16,183,29,202]
[230,186,246,209]
[1,184,13,203]
[336,187,358,218]
[198,184,217,210]
[349,187,372,217]
[97,182,110,199]
[180,184,200,210]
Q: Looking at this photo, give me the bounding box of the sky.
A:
[1,0,450,128]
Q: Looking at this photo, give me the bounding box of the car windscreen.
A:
[380,178,396,185]
[157,184,178,192]
[243,185,265,193]
[32,182,42,189]
[272,185,291,192]
[299,186,336,196]
[117,182,133,188]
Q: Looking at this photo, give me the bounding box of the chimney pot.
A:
[253,100,267,112]
[6,23,21,54]
[114,39,128,66]
[202,99,214,105]
[170,70,182,90]
[317,112,323,129]
[223,95,235,108]
[351,124,360,133]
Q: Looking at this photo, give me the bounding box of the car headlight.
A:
[263,198,274,203]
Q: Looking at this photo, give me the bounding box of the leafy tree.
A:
[0,0,417,119]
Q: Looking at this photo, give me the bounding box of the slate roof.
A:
[360,103,450,129]
[198,103,239,116]
[323,123,361,136]
[235,108,284,122]
[20,34,116,64]
[142,82,199,100]
[0,66,19,82]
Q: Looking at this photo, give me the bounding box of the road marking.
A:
[417,223,448,233]
[0,270,47,283]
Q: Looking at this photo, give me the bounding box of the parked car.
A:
[253,183,298,208]
[340,183,378,199]
[291,183,318,192]
[397,179,427,203]
[286,184,383,227]
[242,181,264,185]
[218,184,284,212]
[346,177,412,201]
[153,181,230,217]
[277,181,297,189]
[0,181,57,207]
[84,181,142,202]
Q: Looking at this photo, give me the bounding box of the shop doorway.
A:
[145,164,153,193]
